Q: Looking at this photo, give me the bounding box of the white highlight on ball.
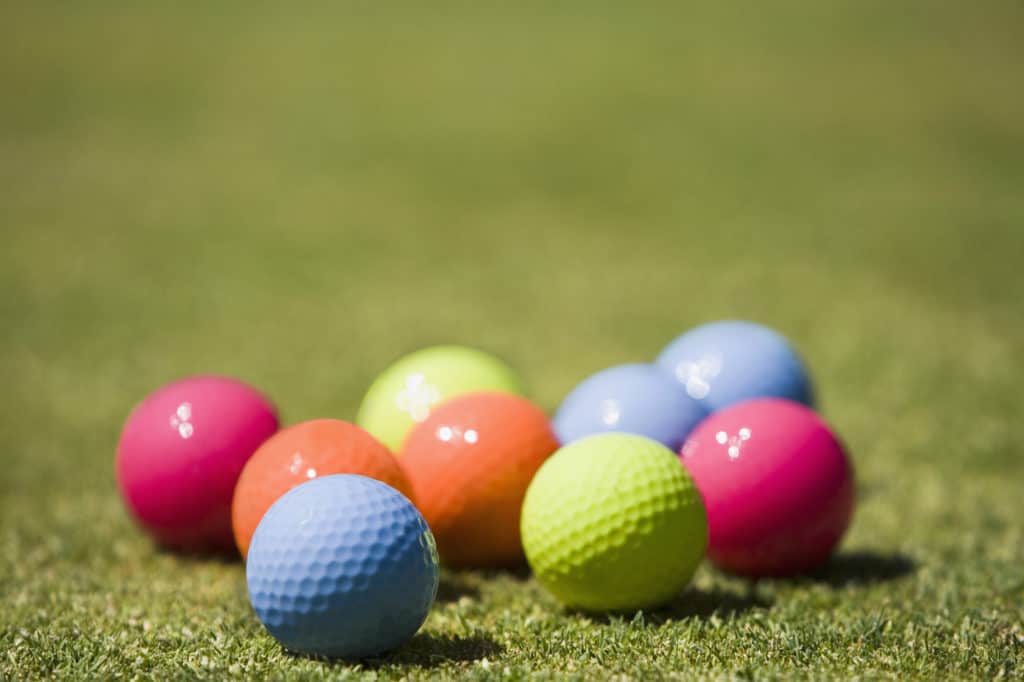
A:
[396,373,442,422]
[675,353,723,400]
[169,402,194,439]
[717,427,752,460]
[600,399,622,426]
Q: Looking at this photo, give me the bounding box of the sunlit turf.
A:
[2,1,1023,678]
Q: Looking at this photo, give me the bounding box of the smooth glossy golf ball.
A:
[655,320,814,412]
[521,433,707,611]
[356,345,523,452]
[552,363,707,449]
[680,398,854,577]
[116,375,279,553]
[246,475,439,659]
[232,419,414,558]
[401,392,559,567]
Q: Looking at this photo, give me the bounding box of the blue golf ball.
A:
[553,363,708,450]
[655,320,814,412]
[246,475,439,659]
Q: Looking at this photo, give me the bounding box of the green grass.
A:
[2,1,1023,678]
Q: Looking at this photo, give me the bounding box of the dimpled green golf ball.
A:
[521,433,707,611]
[356,346,523,452]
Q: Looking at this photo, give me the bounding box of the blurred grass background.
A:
[2,1,1023,678]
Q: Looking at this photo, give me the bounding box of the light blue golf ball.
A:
[553,363,708,450]
[246,475,439,659]
[655,320,814,412]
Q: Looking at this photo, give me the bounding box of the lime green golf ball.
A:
[521,433,707,611]
[356,346,523,452]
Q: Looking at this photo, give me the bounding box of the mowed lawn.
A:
[2,1,1023,679]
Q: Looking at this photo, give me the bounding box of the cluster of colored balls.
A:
[547,320,853,582]
[114,322,855,660]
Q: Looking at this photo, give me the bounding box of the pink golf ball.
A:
[116,376,279,553]
[680,398,854,577]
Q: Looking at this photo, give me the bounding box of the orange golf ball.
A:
[400,392,559,568]
[232,419,413,558]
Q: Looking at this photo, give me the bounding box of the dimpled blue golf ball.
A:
[553,363,708,450]
[246,474,439,659]
[655,320,814,412]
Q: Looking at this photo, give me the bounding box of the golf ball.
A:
[656,320,814,412]
[680,398,854,577]
[356,345,523,452]
[232,419,414,558]
[552,363,707,449]
[521,433,707,611]
[401,392,559,567]
[116,375,279,553]
[246,475,439,659]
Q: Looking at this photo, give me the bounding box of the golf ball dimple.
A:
[400,392,559,568]
[231,419,413,558]
[656,320,814,411]
[521,433,707,612]
[680,398,854,577]
[246,475,438,659]
[356,345,523,452]
[553,363,707,449]
[115,375,279,553]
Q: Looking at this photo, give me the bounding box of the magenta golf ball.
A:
[680,398,854,577]
[116,375,279,553]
